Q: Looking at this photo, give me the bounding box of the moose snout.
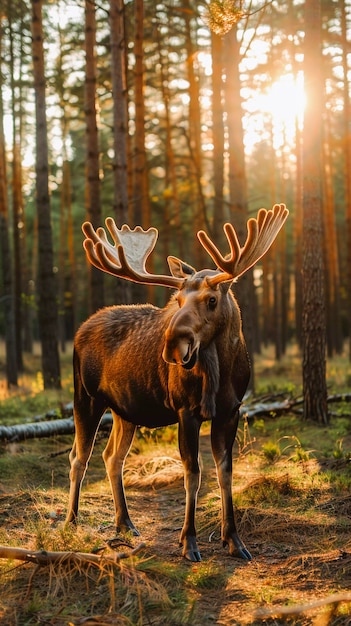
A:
[162,327,198,368]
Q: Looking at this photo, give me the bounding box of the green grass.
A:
[0,344,74,424]
[261,440,281,462]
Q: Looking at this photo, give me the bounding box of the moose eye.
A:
[208,296,217,310]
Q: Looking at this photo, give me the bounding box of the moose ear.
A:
[167,256,196,279]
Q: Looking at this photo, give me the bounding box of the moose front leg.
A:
[211,413,252,561]
[178,412,202,562]
[102,413,138,536]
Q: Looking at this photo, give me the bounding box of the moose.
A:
[66,203,288,562]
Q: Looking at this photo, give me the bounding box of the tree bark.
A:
[133,0,149,229]
[294,121,303,347]
[8,5,25,370]
[340,0,351,361]
[183,0,208,268]
[211,31,224,245]
[109,0,130,304]
[302,0,328,423]
[31,0,61,389]
[223,24,254,389]
[110,0,128,224]
[132,0,151,303]
[0,21,17,387]
[323,110,342,356]
[85,0,104,314]
[154,12,183,264]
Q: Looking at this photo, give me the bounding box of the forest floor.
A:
[0,344,351,625]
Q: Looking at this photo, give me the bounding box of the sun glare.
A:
[197,49,306,156]
[242,71,306,154]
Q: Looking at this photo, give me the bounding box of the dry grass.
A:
[124,455,184,488]
[1,343,351,624]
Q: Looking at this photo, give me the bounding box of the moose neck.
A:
[164,285,243,421]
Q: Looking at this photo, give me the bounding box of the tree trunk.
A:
[0,218,17,389]
[133,0,149,229]
[59,41,77,334]
[0,23,17,387]
[267,119,285,360]
[211,31,224,246]
[154,12,184,263]
[110,0,128,224]
[294,121,303,347]
[340,0,351,361]
[85,0,104,314]
[31,0,61,389]
[8,4,25,370]
[302,0,328,423]
[132,0,151,303]
[323,109,343,356]
[54,19,77,341]
[109,0,130,304]
[183,0,208,268]
[223,24,254,389]
[17,4,34,356]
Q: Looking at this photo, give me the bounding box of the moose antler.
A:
[197,203,289,285]
[82,218,184,288]
[82,204,288,289]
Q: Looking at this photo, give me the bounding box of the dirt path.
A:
[1,431,351,624]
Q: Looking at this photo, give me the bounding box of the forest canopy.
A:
[0,0,350,415]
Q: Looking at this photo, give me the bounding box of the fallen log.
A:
[0,417,75,442]
[0,393,349,442]
[30,402,74,422]
[0,413,113,442]
[243,393,351,422]
[327,393,351,403]
[242,397,302,421]
[0,399,300,441]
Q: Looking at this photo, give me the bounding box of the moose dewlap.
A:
[65,204,289,562]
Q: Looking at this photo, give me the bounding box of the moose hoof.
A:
[116,521,140,537]
[184,549,202,562]
[224,536,252,561]
[234,545,252,561]
[181,537,202,562]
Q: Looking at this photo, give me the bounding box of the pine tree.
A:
[301,0,328,423]
[31,0,61,389]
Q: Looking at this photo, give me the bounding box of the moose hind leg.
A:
[178,413,202,562]
[102,413,138,536]
[66,398,106,525]
[211,414,252,561]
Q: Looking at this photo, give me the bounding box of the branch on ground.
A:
[0,542,146,568]
[253,591,351,619]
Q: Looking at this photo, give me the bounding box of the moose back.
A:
[66,204,288,562]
